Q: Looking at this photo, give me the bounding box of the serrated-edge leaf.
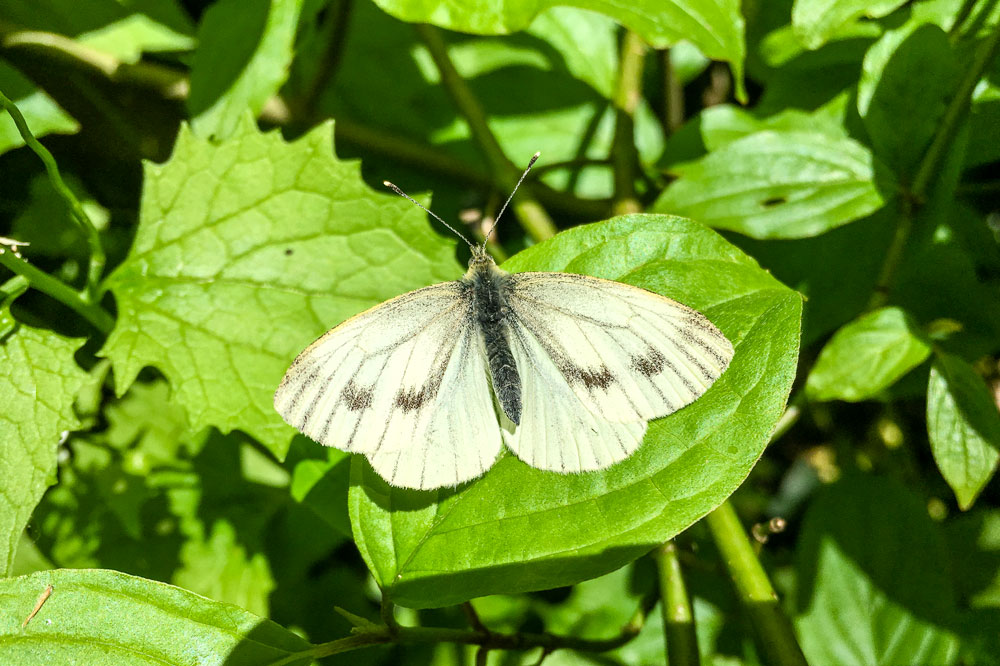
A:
[349,214,801,608]
[0,321,87,575]
[805,306,931,402]
[100,118,461,460]
[652,130,890,239]
[0,569,311,665]
[927,353,1000,510]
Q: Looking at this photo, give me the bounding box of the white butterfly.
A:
[274,155,734,490]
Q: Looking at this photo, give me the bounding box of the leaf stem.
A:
[0,88,106,300]
[611,30,646,215]
[0,247,113,333]
[414,23,558,242]
[655,541,700,666]
[868,25,1000,310]
[705,501,808,666]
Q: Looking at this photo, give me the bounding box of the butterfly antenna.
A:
[383,180,475,249]
[483,152,540,248]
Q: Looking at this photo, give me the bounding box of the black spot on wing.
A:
[342,380,374,411]
[574,365,615,391]
[394,384,436,412]
[631,347,666,377]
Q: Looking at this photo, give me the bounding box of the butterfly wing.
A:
[274,282,502,489]
[501,271,733,472]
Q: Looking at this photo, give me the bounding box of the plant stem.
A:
[868,25,1000,311]
[414,23,557,242]
[0,248,113,333]
[655,541,700,666]
[0,89,106,299]
[705,501,808,666]
[611,30,646,215]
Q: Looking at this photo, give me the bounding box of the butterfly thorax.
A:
[463,250,522,426]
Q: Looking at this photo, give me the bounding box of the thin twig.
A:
[414,23,557,243]
[610,30,646,215]
[0,89,107,299]
[868,25,1000,311]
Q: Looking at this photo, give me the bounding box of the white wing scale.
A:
[274,283,502,489]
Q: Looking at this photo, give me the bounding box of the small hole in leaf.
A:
[761,197,786,207]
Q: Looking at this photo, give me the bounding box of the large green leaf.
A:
[100,118,462,460]
[805,306,931,402]
[795,474,960,666]
[349,214,801,608]
[370,0,746,98]
[0,310,87,575]
[652,130,890,239]
[188,0,303,139]
[858,22,956,183]
[927,353,1000,511]
[0,569,311,664]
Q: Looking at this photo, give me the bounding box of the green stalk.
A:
[0,89,106,300]
[705,501,808,666]
[655,541,700,666]
[610,30,646,215]
[0,248,113,333]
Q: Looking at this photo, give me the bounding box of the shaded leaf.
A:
[795,474,959,666]
[858,22,956,182]
[0,312,87,575]
[0,569,311,664]
[100,119,462,459]
[188,0,303,139]
[652,130,890,239]
[946,510,1000,609]
[792,0,907,50]
[805,306,931,402]
[349,214,801,608]
[0,0,194,64]
[927,353,1000,510]
[0,62,78,155]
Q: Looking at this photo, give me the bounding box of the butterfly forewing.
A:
[274,283,503,489]
[505,272,734,425]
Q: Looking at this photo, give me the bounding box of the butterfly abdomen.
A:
[467,261,522,425]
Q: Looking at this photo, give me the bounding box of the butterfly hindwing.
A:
[274,283,503,489]
[504,272,733,425]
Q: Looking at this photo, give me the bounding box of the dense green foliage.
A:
[0,0,998,664]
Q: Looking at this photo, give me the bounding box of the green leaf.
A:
[946,510,1000,609]
[927,353,1000,510]
[289,447,353,539]
[0,0,194,64]
[858,22,956,182]
[0,314,87,575]
[652,130,890,239]
[349,214,801,608]
[792,0,908,50]
[100,119,462,460]
[0,569,311,664]
[805,306,931,402]
[0,62,78,155]
[795,474,960,666]
[371,0,746,98]
[188,0,304,140]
